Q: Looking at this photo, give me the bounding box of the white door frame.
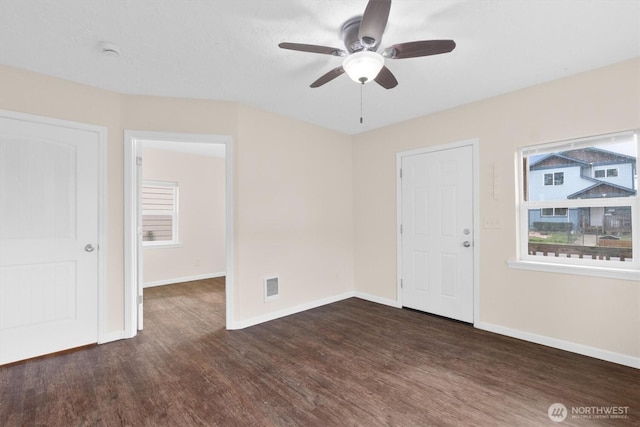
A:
[0,109,109,343]
[396,138,480,325]
[123,130,234,338]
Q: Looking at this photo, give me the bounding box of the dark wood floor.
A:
[1,277,638,426]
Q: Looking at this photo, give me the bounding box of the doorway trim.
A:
[124,130,234,338]
[396,138,480,325]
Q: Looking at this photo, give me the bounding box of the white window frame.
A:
[510,130,639,281]
[141,180,179,247]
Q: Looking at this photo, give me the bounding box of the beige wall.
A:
[142,149,226,285]
[0,66,354,334]
[235,105,354,320]
[353,58,640,358]
[1,58,638,361]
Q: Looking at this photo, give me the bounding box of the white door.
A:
[401,145,474,322]
[0,115,99,364]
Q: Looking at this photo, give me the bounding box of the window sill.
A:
[507,259,640,281]
[143,242,183,249]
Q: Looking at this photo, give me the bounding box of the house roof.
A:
[0,0,639,135]
[567,182,637,199]
[530,147,636,170]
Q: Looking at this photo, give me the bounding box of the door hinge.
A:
[137,295,143,304]
[399,168,403,179]
[400,279,403,288]
[400,224,403,234]
[136,156,143,166]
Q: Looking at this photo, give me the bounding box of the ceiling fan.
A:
[278,0,456,89]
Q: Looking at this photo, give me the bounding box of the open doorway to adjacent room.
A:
[124,131,233,336]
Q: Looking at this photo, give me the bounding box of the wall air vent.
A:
[264,277,279,302]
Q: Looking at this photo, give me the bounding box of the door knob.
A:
[85,244,96,252]
[463,241,471,248]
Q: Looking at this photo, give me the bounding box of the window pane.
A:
[142,215,173,241]
[554,208,568,216]
[142,186,174,210]
[541,208,554,217]
[553,172,564,185]
[527,140,637,202]
[142,181,178,244]
[528,207,633,262]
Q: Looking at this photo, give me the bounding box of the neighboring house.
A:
[529,147,636,232]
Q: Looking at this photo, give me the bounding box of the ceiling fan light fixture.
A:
[342,50,384,84]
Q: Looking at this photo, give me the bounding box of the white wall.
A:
[142,148,226,286]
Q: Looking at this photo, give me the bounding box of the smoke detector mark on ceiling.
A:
[97,41,120,57]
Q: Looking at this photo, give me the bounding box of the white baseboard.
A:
[354,291,402,308]
[143,272,225,288]
[476,321,640,369]
[227,291,355,330]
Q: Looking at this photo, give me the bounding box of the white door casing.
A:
[136,154,144,330]
[0,112,105,364]
[123,130,235,335]
[399,142,477,323]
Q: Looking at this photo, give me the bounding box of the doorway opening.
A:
[124,131,234,337]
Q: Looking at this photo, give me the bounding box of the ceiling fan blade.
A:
[383,40,456,59]
[278,42,347,57]
[310,66,345,88]
[374,66,398,89]
[358,0,391,48]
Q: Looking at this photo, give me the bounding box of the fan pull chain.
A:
[360,82,364,124]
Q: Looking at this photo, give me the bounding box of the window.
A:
[596,168,619,178]
[142,180,179,246]
[540,207,568,217]
[544,172,564,185]
[515,130,638,277]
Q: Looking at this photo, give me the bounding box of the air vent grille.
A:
[264,277,279,302]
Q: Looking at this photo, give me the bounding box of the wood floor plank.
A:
[1,277,638,426]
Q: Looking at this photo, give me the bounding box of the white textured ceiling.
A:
[1,0,639,135]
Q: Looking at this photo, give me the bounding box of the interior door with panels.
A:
[0,113,100,364]
[400,144,474,323]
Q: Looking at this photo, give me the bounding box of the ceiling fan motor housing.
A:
[341,16,372,53]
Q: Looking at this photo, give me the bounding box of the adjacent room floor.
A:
[1,277,638,426]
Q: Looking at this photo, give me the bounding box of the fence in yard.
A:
[528,243,632,262]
